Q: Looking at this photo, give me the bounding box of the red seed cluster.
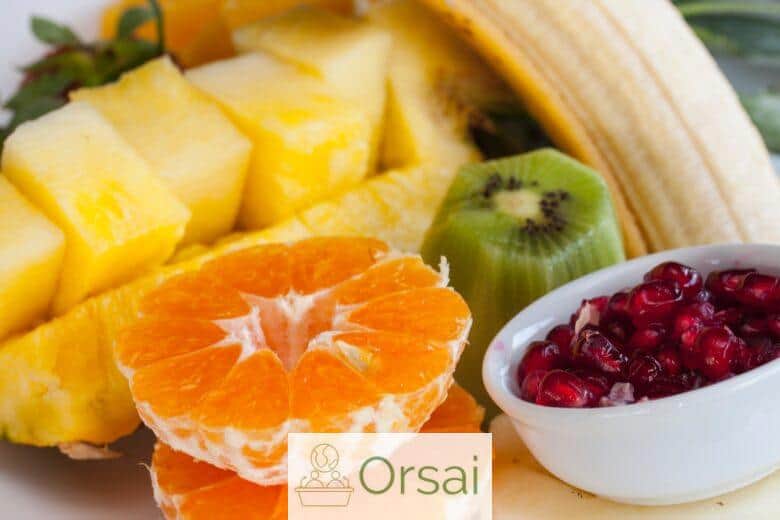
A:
[516,262,780,408]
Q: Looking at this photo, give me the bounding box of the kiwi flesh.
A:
[421,148,625,420]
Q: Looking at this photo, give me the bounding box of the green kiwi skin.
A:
[422,148,625,421]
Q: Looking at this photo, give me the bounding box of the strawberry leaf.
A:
[31,16,80,46]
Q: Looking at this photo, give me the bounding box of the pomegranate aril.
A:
[602,319,632,344]
[627,280,682,326]
[643,377,687,399]
[769,315,780,339]
[627,324,666,353]
[705,269,755,302]
[656,347,682,376]
[520,370,547,402]
[713,307,743,327]
[571,369,611,405]
[628,354,663,387]
[535,370,591,408]
[736,273,780,310]
[545,324,575,357]
[673,303,714,339]
[570,296,608,330]
[697,327,738,380]
[516,340,563,383]
[606,291,630,318]
[740,317,768,337]
[573,329,628,375]
[644,262,703,300]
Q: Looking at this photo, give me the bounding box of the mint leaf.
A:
[31,17,80,46]
[117,6,155,39]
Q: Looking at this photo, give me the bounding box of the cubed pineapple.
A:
[1,102,190,315]
[0,177,64,338]
[187,52,372,228]
[367,0,513,169]
[72,57,251,245]
[232,7,391,170]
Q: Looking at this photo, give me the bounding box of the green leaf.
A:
[675,1,780,61]
[4,72,72,110]
[741,89,780,152]
[117,6,155,39]
[30,16,80,46]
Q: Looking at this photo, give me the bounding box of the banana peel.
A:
[421,0,780,256]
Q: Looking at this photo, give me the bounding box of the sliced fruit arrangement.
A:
[70,57,252,245]
[231,5,392,170]
[116,237,471,484]
[150,384,482,520]
[422,149,625,417]
[420,0,780,255]
[0,178,64,339]
[1,101,190,315]
[186,52,374,229]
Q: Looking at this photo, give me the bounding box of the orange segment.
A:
[131,345,240,418]
[344,287,471,342]
[197,350,289,431]
[116,317,225,371]
[202,244,290,298]
[289,237,388,294]
[116,237,469,486]
[330,256,443,304]
[150,385,481,519]
[141,272,250,319]
[290,349,380,431]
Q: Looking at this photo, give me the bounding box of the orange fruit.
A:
[117,237,471,485]
[150,383,482,520]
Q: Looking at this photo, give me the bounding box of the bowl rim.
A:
[483,242,780,427]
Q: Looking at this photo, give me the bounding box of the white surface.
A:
[484,243,780,506]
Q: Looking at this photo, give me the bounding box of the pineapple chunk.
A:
[220,0,353,30]
[232,6,391,169]
[0,177,64,339]
[366,0,513,169]
[71,57,251,245]
[187,52,372,228]
[1,102,190,315]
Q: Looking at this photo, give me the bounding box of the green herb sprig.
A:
[0,0,165,150]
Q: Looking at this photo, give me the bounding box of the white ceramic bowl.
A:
[484,243,780,505]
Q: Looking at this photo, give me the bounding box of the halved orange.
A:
[150,383,483,520]
[117,237,471,485]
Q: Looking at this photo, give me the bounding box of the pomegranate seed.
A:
[572,329,628,374]
[735,339,769,373]
[517,341,563,383]
[519,370,547,402]
[643,377,687,399]
[673,303,714,338]
[602,319,632,344]
[705,269,755,302]
[696,327,738,380]
[627,280,682,326]
[545,325,575,357]
[768,315,780,339]
[627,324,666,353]
[694,289,714,303]
[736,273,780,310]
[572,369,611,405]
[740,317,768,337]
[644,262,703,300]
[536,370,591,408]
[606,291,630,318]
[628,354,663,387]
[570,296,609,329]
[656,347,682,376]
[713,307,743,327]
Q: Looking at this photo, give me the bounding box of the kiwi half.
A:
[421,148,625,420]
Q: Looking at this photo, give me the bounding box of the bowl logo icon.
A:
[296,443,354,507]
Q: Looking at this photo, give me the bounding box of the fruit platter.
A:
[0,0,779,518]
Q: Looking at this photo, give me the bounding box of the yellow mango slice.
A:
[72,57,251,245]
[187,52,372,228]
[1,102,190,315]
[0,177,64,339]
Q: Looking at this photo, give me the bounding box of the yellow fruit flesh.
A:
[1,102,190,315]
[0,178,64,340]
[71,57,251,245]
[365,0,505,169]
[232,6,391,171]
[187,52,372,229]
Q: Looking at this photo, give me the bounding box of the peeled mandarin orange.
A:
[150,383,482,520]
[117,237,471,485]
